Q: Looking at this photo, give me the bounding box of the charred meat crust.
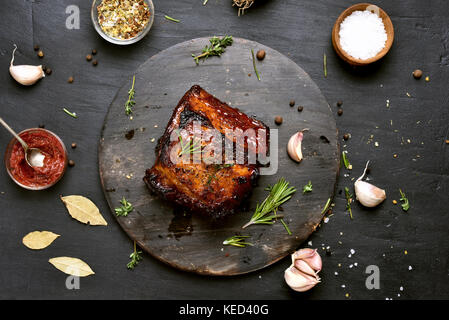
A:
[143,85,269,218]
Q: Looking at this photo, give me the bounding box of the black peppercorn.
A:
[68,160,75,167]
[337,101,343,107]
[34,45,40,51]
[92,60,98,66]
[71,143,77,149]
[38,124,45,128]
[289,100,295,107]
[413,69,423,79]
[326,248,332,256]
[45,68,52,75]
[343,133,350,141]
[37,50,44,58]
[297,106,304,112]
[92,49,97,55]
[256,50,266,60]
[337,109,343,116]
[274,116,283,125]
[86,54,92,61]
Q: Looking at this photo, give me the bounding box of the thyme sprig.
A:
[321,198,331,214]
[399,189,409,212]
[303,181,313,194]
[125,75,136,116]
[223,235,253,248]
[115,197,134,217]
[127,241,142,269]
[242,178,296,229]
[177,131,202,157]
[345,187,353,219]
[192,36,233,65]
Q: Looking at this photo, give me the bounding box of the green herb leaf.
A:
[321,198,331,214]
[324,53,327,78]
[303,181,313,194]
[164,15,180,23]
[399,189,410,212]
[342,151,352,170]
[344,187,353,219]
[177,130,203,157]
[127,241,142,269]
[251,49,261,81]
[242,178,296,229]
[115,197,134,217]
[280,219,292,236]
[192,36,233,65]
[223,235,253,248]
[207,164,234,185]
[125,75,136,116]
[63,108,77,118]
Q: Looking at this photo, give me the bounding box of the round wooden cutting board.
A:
[99,37,339,276]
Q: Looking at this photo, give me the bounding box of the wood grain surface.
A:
[99,37,339,275]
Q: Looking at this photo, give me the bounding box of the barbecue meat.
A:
[143,85,269,218]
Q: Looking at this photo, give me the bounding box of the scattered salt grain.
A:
[339,10,387,60]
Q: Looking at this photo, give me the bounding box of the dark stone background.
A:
[0,0,448,299]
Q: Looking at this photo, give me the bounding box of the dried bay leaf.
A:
[49,257,95,277]
[60,195,107,226]
[22,231,60,250]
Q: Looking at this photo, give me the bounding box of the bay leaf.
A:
[49,257,95,277]
[22,231,60,250]
[60,195,107,226]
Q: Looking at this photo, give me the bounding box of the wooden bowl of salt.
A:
[332,3,394,66]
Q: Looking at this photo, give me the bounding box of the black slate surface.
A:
[0,0,448,299]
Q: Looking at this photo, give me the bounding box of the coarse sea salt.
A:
[339,10,387,60]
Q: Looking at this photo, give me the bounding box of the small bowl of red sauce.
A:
[4,128,67,190]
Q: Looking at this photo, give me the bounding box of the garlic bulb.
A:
[287,129,309,162]
[285,248,322,292]
[9,44,45,86]
[354,161,386,207]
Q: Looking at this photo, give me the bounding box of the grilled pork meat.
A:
[143,85,269,218]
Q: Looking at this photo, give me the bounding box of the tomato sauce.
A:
[8,130,66,188]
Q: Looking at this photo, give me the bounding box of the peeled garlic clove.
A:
[287,129,308,162]
[354,161,386,208]
[284,265,320,292]
[9,44,44,86]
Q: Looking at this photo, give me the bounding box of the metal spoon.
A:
[0,117,45,168]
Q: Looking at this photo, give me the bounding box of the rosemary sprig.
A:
[345,187,353,219]
[251,49,261,81]
[242,178,296,229]
[399,189,409,212]
[177,131,202,157]
[165,15,180,23]
[223,235,253,248]
[127,241,142,269]
[63,108,77,118]
[192,36,233,65]
[342,151,352,170]
[115,197,134,217]
[303,181,313,194]
[125,75,136,116]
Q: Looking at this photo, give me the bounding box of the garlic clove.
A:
[303,250,322,273]
[291,248,316,261]
[294,259,319,278]
[287,129,309,163]
[10,65,45,86]
[9,44,45,86]
[354,161,386,208]
[284,265,320,292]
